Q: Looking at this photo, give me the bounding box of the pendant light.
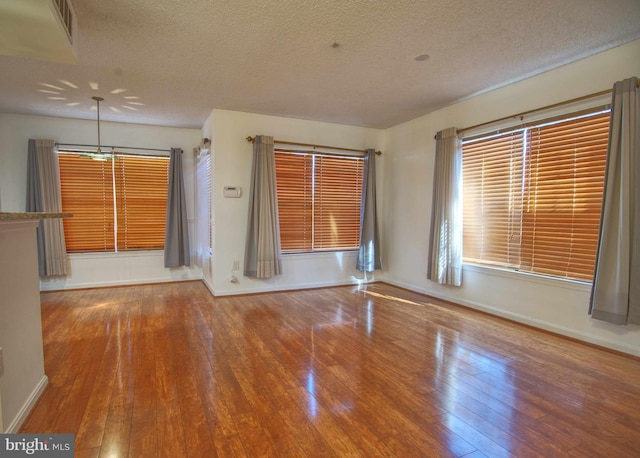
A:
[91,96,108,161]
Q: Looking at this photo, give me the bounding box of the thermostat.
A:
[223,186,242,198]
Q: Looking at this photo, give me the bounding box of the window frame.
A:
[274,150,364,254]
[461,107,610,283]
[58,149,170,253]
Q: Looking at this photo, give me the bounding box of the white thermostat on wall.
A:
[223,186,242,198]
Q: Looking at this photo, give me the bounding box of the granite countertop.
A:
[0,212,73,221]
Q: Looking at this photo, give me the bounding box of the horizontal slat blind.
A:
[59,153,115,252]
[521,112,609,280]
[275,152,313,252]
[115,155,169,250]
[463,131,524,267]
[462,109,609,282]
[274,151,363,252]
[58,152,169,253]
[314,155,363,250]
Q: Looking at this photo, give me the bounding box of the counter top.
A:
[0,212,72,221]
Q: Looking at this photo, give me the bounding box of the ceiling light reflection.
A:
[40,82,64,90]
[59,80,78,88]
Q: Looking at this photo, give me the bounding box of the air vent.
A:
[53,0,74,42]
[0,0,78,63]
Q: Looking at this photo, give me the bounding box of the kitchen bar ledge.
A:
[0,211,70,432]
[0,212,72,221]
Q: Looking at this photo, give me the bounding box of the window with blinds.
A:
[274,151,363,252]
[58,152,170,252]
[462,109,610,282]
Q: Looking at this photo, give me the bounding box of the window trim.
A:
[274,150,364,254]
[461,107,611,283]
[58,149,170,253]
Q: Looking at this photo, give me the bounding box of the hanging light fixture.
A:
[91,95,109,161]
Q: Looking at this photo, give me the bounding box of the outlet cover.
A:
[232,260,239,271]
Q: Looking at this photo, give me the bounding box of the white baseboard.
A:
[211,277,373,297]
[40,275,202,291]
[4,375,48,433]
[383,279,640,357]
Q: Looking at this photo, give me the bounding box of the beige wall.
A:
[205,109,385,296]
[0,114,202,289]
[383,39,640,356]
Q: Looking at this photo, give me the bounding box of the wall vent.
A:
[53,0,74,43]
[0,0,78,63]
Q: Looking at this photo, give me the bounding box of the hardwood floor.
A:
[20,281,640,457]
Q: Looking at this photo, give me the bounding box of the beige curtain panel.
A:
[590,77,640,325]
[244,135,283,278]
[428,127,463,286]
[165,148,191,268]
[357,149,382,272]
[26,139,68,276]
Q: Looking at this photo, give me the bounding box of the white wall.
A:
[0,220,47,432]
[206,109,385,296]
[0,114,203,289]
[383,39,640,356]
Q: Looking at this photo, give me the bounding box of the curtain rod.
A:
[432,86,628,140]
[457,88,614,136]
[246,136,382,156]
[55,142,171,154]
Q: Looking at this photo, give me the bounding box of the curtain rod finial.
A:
[246,136,254,143]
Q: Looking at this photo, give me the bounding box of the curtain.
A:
[357,149,382,272]
[427,127,463,286]
[164,148,191,268]
[590,77,639,325]
[26,139,68,277]
[244,135,283,278]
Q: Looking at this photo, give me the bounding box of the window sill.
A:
[281,250,358,260]
[462,263,592,293]
[67,250,164,260]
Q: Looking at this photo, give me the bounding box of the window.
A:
[462,110,610,281]
[274,151,364,252]
[58,151,170,252]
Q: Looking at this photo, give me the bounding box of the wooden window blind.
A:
[314,155,364,250]
[114,155,170,250]
[462,110,609,281]
[275,152,313,251]
[58,152,170,252]
[520,112,609,280]
[463,131,525,268]
[58,153,115,252]
[274,151,363,252]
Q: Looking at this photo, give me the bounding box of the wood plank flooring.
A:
[19,281,640,457]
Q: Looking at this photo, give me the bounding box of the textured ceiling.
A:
[1,0,639,129]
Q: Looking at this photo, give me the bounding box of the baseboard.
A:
[4,375,48,433]
[40,275,202,291]
[211,277,375,297]
[382,279,640,358]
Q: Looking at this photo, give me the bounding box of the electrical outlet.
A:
[232,260,239,271]
[0,347,4,378]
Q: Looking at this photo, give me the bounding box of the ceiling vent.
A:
[53,0,74,43]
[0,0,78,64]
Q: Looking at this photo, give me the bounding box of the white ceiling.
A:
[1,0,639,129]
